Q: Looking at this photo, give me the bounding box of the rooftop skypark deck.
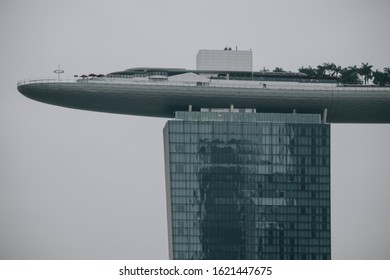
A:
[17,73,389,90]
[17,70,390,123]
[17,49,390,123]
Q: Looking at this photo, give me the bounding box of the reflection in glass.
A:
[164,112,330,260]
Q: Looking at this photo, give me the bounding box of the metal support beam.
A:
[323,108,328,123]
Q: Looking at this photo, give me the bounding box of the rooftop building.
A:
[196,48,253,72]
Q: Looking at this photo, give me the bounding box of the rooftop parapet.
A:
[175,111,322,124]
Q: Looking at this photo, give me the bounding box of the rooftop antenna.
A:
[54,64,64,81]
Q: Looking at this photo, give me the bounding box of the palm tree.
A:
[273,67,285,73]
[384,67,390,75]
[358,62,373,85]
[339,66,361,85]
[323,63,337,77]
[333,65,342,78]
[373,70,390,86]
[316,65,326,78]
[298,66,316,77]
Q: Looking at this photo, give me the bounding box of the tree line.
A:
[271,63,390,86]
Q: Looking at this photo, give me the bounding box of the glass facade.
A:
[163,111,330,260]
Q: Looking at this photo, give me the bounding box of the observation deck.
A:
[17,75,390,123]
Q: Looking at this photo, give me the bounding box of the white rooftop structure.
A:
[196,49,253,72]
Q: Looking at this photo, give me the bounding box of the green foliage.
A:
[298,66,316,77]
[299,63,342,79]
[285,63,388,86]
[338,66,361,84]
[273,67,285,73]
[316,65,326,78]
[358,63,373,85]
[322,63,340,77]
[373,69,390,86]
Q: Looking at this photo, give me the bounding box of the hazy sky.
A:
[1,0,390,259]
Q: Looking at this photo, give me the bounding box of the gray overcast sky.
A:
[1,0,390,259]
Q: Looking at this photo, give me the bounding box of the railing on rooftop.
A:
[17,78,77,87]
[212,76,337,84]
[17,77,390,92]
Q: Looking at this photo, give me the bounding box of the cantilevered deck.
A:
[17,77,390,123]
